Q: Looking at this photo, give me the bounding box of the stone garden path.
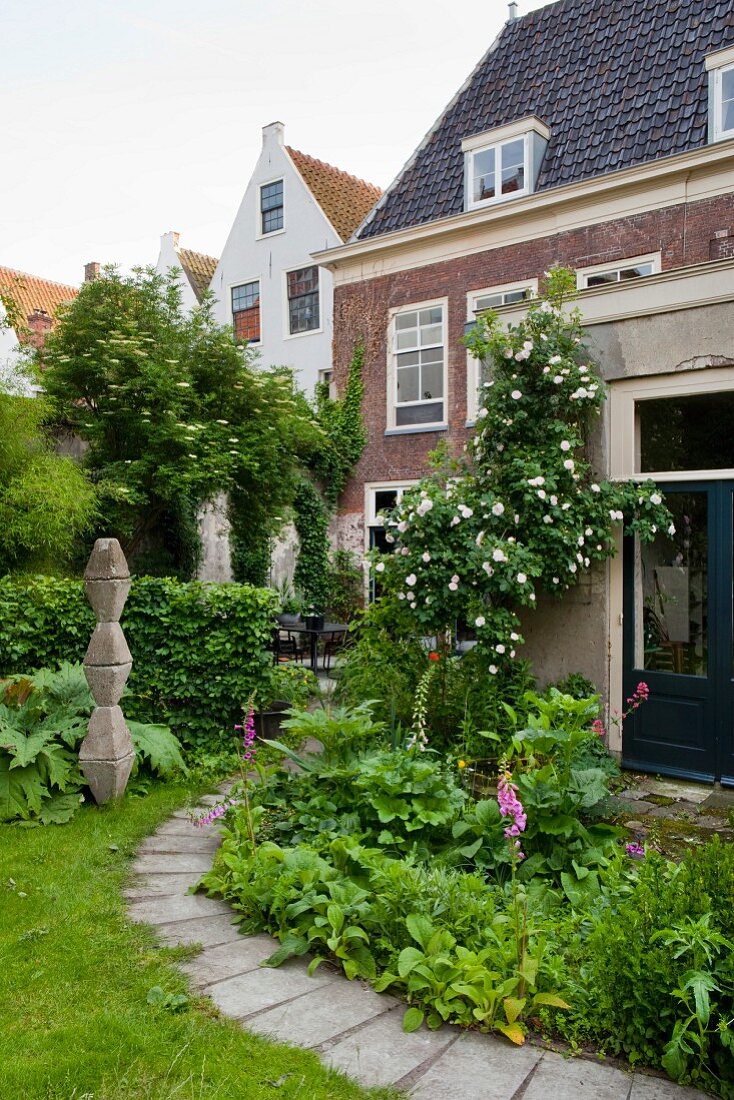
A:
[126,791,706,1100]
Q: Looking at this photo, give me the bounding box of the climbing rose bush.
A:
[373,268,672,670]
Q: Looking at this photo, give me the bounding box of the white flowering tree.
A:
[373,268,672,674]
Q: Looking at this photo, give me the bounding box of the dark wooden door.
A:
[623,482,734,785]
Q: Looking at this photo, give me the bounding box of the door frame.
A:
[608,368,734,772]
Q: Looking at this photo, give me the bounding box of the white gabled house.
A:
[154,233,218,312]
[209,121,381,395]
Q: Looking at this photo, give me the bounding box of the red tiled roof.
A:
[0,265,78,342]
[177,248,218,302]
[285,147,382,242]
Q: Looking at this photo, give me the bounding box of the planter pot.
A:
[305,614,324,631]
[277,613,301,627]
[255,700,290,741]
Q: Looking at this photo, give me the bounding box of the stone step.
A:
[133,852,213,875]
[127,892,230,926]
[124,873,200,899]
[138,834,221,855]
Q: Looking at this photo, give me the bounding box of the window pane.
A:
[397,365,420,403]
[504,289,527,304]
[420,346,443,365]
[263,208,283,233]
[289,292,319,333]
[620,263,653,280]
[475,293,503,311]
[421,360,443,399]
[722,68,734,132]
[374,490,398,514]
[396,329,418,350]
[638,493,707,676]
[232,282,259,311]
[395,311,418,330]
[473,148,495,202]
[396,400,443,426]
[261,181,283,210]
[638,393,734,472]
[501,139,525,194]
[419,324,442,347]
[419,307,443,327]
[233,306,260,342]
[396,350,419,367]
[586,270,618,287]
[287,267,318,296]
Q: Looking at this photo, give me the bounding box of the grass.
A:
[0,781,398,1100]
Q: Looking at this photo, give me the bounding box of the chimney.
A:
[262,121,285,148]
[508,1,519,19]
[84,262,101,282]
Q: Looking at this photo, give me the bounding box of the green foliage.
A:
[311,341,367,508]
[255,662,319,710]
[0,574,278,751]
[293,476,330,609]
[0,663,185,823]
[42,267,321,576]
[372,268,672,673]
[325,549,364,621]
[570,839,734,1093]
[0,392,96,574]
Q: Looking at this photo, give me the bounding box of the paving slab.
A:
[154,818,214,837]
[323,1010,457,1088]
[138,833,221,855]
[180,935,280,987]
[156,913,242,948]
[407,1030,541,1099]
[132,852,213,875]
[645,780,711,804]
[619,799,656,814]
[629,1074,706,1099]
[250,981,400,1050]
[127,892,230,926]
[207,960,337,1017]
[522,1053,630,1100]
[124,873,200,899]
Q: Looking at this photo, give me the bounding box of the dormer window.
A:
[706,46,734,142]
[463,116,549,212]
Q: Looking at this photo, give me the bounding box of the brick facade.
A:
[334,192,734,523]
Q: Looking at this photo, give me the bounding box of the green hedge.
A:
[0,575,278,751]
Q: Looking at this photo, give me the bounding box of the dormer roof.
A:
[358,0,734,240]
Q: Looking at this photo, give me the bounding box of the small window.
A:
[469,137,527,208]
[260,180,284,234]
[473,286,534,312]
[392,304,445,428]
[716,64,734,139]
[287,266,320,334]
[578,255,660,290]
[465,282,537,422]
[231,281,260,343]
[638,393,734,473]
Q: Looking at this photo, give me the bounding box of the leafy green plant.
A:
[0,663,185,824]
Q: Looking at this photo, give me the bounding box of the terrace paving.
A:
[125,782,710,1098]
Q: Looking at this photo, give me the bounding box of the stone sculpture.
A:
[79,538,135,803]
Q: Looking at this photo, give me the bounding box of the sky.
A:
[2,0,557,287]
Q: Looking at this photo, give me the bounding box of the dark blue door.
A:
[623,481,734,785]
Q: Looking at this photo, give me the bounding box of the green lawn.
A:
[0,783,397,1100]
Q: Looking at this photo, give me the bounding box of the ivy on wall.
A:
[311,341,367,507]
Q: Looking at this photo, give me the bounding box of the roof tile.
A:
[0,265,77,341]
[285,147,381,242]
[177,248,218,302]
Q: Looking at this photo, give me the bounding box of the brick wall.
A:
[334,192,734,522]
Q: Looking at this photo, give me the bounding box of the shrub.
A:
[0,663,185,824]
[0,575,278,751]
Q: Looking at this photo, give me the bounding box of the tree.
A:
[373,268,672,671]
[42,268,321,575]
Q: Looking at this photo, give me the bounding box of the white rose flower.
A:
[416,498,433,516]
[448,582,458,591]
[406,574,417,587]
[538,489,546,500]
[510,649,516,658]
[517,572,527,583]
[475,615,486,628]
[543,515,552,524]
[563,459,575,471]
[493,548,507,563]
[489,665,498,675]
[591,483,601,493]
[482,561,494,575]
[552,576,559,584]
[459,505,473,518]
[450,516,460,526]
[553,376,563,384]
[511,390,522,400]
[668,523,676,536]
[375,562,385,573]
[478,407,488,418]
[569,562,577,573]
[492,502,505,516]
[650,493,662,505]
[385,533,395,544]
[496,644,506,654]
[560,440,571,451]
[422,551,431,562]
[585,527,593,536]
[397,521,408,533]
[529,593,536,600]
[549,355,562,364]
[550,495,558,505]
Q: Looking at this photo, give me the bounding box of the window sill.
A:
[283,326,324,341]
[465,419,476,428]
[385,424,448,437]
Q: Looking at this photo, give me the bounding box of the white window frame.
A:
[318,367,335,399]
[256,177,285,239]
[386,297,448,433]
[462,116,550,213]
[706,46,734,142]
[229,277,261,345]
[465,280,538,423]
[365,481,418,528]
[576,253,661,290]
[282,264,323,340]
[466,135,529,210]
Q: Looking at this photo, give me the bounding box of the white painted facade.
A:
[154,232,200,312]
[209,122,340,396]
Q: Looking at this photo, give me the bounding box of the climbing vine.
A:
[293,476,330,609]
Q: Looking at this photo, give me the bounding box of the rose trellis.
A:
[373,268,672,673]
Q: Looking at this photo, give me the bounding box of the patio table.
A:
[284,621,349,672]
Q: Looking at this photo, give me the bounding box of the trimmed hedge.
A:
[0,575,278,750]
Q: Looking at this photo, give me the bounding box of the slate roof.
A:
[178,248,218,302]
[0,265,78,339]
[286,147,382,242]
[358,0,734,240]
